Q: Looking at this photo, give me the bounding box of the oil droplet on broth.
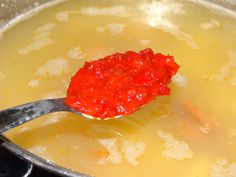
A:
[1,0,236,177]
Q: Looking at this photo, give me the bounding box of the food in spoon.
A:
[65,48,179,119]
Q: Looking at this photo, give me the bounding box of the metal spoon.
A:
[0,98,111,134]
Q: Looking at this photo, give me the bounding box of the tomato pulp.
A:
[65,48,179,119]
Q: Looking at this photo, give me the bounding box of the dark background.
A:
[0,144,61,177]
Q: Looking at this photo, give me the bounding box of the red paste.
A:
[65,48,179,119]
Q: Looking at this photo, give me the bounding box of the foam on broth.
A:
[1,0,236,176]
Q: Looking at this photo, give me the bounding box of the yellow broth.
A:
[0,0,236,176]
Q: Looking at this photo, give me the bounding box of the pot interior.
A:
[1,0,236,177]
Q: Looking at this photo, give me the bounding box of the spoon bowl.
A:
[0,98,120,134]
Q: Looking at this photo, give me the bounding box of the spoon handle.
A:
[0,98,69,134]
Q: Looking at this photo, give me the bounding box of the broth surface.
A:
[1,0,236,176]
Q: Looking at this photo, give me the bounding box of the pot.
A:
[0,0,236,177]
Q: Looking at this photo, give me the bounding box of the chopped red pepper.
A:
[65,48,179,119]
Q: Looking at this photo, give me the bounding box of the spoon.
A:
[0,49,179,134]
[0,98,110,134]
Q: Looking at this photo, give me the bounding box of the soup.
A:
[1,0,236,176]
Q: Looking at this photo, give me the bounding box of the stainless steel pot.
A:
[0,0,235,176]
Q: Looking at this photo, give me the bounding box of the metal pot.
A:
[0,0,235,176]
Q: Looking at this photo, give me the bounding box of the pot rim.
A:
[0,135,90,177]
